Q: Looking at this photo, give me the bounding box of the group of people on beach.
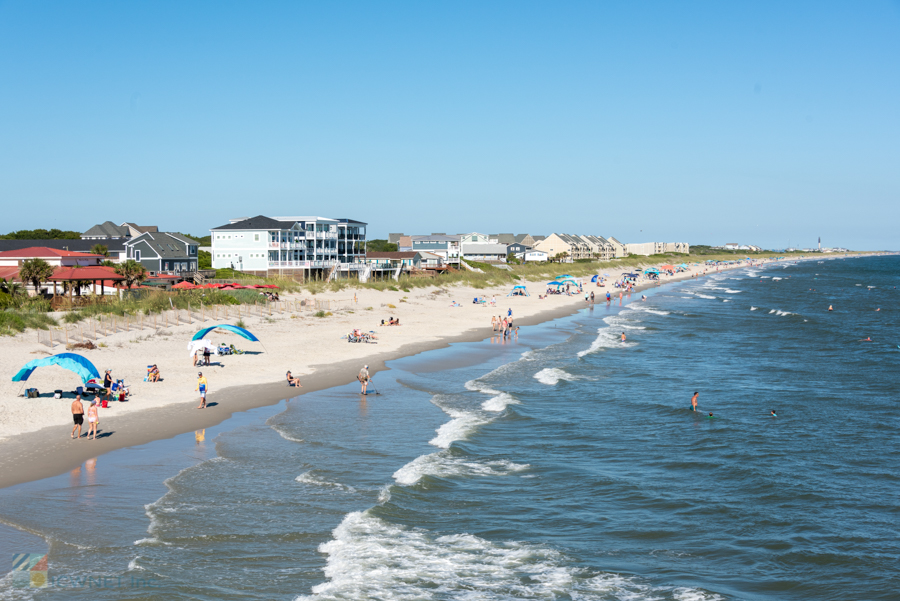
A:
[491,309,518,339]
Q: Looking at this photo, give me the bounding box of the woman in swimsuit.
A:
[87,401,99,440]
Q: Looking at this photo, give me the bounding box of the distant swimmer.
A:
[860,337,872,342]
[828,305,833,311]
[621,332,626,342]
[690,392,699,412]
[876,308,881,311]
[641,295,647,301]
[771,410,777,417]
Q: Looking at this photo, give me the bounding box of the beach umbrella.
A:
[590,275,598,282]
[555,275,573,280]
[172,281,197,289]
[12,353,101,385]
[546,281,564,286]
[191,324,260,343]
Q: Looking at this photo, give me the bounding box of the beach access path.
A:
[0,259,788,488]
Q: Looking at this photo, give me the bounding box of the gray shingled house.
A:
[124,232,200,274]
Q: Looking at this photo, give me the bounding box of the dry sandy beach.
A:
[0,259,797,488]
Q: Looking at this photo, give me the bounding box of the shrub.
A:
[235,319,246,328]
[314,310,327,318]
[386,303,396,309]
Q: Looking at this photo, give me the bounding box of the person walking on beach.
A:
[196,372,209,409]
[507,308,512,318]
[71,395,84,439]
[87,400,99,440]
[358,365,370,394]
[590,291,595,303]
[690,392,699,412]
[491,315,498,331]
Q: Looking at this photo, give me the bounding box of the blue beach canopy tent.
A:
[546,281,565,287]
[192,324,260,342]
[12,353,101,385]
[555,275,573,280]
[590,275,599,282]
[507,285,529,297]
[644,268,660,275]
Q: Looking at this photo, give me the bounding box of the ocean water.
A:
[1,255,897,600]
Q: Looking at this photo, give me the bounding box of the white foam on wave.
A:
[694,293,716,299]
[534,367,580,386]
[393,455,528,486]
[127,556,143,571]
[429,407,489,449]
[296,511,722,601]
[463,379,500,396]
[272,426,304,444]
[577,328,636,357]
[295,471,356,493]
[481,392,519,412]
[722,299,730,302]
[772,277,783,281]
[750,307,758,311]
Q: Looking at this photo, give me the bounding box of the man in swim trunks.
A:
[621,332,626,342]
[71,395,84,439]
[196,372,209,409]
[690,392,699,411]
[358,365,370,394]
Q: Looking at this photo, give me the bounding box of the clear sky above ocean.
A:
[1,1,898,249]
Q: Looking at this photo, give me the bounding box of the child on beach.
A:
[196,372,209,409]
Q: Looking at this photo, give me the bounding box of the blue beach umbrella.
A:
[546,281,564,286]
[192,324,260,342]
[12,353,101,385]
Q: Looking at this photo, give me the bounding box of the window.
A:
[135,250,141,261]
[164,262,169,270]
[254,234,259,242]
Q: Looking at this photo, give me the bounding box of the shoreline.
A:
[0,255,863,490]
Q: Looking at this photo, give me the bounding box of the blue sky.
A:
[1,1,898,249]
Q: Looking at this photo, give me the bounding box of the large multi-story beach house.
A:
[410,235,461,265]
[533,233,591,261]
[210,215,367,279]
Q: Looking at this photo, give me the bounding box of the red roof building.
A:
[0,247,104,268]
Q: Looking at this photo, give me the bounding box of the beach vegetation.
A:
[115,260,148,289]
[0,228,81,240]
[366,239,398,252]
[386,303,396,309]
[0,309,57,335]
[235,319,246,328]
[198,250,212,269]
[90,243,109,257]
[365,306,373,310]
[19,258,55,293]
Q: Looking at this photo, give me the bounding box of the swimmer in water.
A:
[860,337,872,342]
[690,392,699,412]
[708,412,714,418]
[621,332,626,342]
[828,305,833,311]
[771,410,777,417]
[641,295,647,301]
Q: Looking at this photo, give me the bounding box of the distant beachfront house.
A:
[625,242,690,256]
[606,237,627,258]
[512,234,533,246]
[491,233,517,245]
[461,244,509,263]
[0,247,106,295]
[506,242,531,256]
[724,242,739,250]
[533,234,590,262]
[517,249,548,263]
[81,221,158,241]
[210,215,366,279]
[125,232,200,275]
[579,235,615,260]
[411,234,461,265]
[363,251,445,280]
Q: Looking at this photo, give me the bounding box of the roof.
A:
[532,235,546,242]
[82,221,130,238]
[127,232,198,259]
[0,247,104,259]
[365,252,419,259]
[49,266,124,281]
[388,233,403,244]
[461,244,508,254]
[122,223,158,234]
[493,234,516,244]
[411,234,461,242]
[0,239,126,254]
[212,216,295,231]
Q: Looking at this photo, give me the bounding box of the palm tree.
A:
[115,259,147,289]
[90,243,109,257]
[19,258,55,295]
[0,277,22,296]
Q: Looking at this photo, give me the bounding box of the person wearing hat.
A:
[196,372,209,409]
[358,365,370,395]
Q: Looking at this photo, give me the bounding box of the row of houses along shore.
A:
[0,215,689,292]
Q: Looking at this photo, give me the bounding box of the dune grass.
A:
[0,309,57,335]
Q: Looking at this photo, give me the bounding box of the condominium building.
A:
[210,215,366,277]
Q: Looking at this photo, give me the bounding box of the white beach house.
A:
[210,215,367,278]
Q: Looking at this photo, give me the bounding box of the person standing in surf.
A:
[358,365,370,394]
[690,392,699,412]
